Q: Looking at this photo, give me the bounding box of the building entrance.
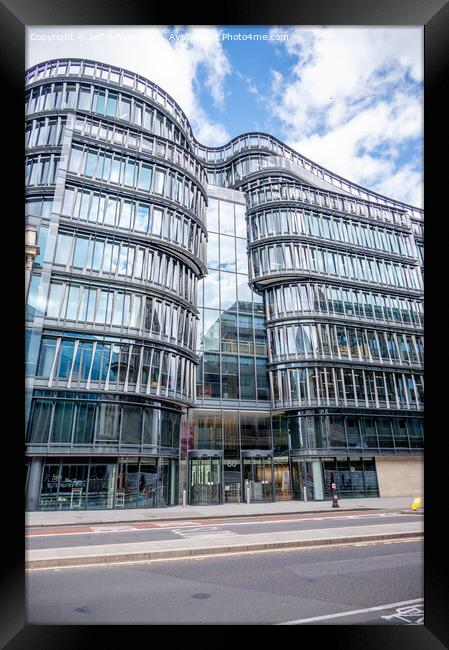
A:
[189,453,222,504]
[242,456,274,503]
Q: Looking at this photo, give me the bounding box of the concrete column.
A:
[25,457,43,511]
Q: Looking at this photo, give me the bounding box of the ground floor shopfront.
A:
[187,452,381,505]
[25,456,179,511]
[25,453,387,510]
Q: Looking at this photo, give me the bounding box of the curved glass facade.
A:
[25,58,423,509]
[25,58,206,510]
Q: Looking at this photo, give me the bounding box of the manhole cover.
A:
[191,593,211,599]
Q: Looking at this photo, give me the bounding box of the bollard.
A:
[331,482,339,508]
[303,486,308,502]
[246,481,251,505]
[411,497,422,511]
[182,489,187,507]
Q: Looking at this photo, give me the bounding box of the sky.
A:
[26,25,423,208]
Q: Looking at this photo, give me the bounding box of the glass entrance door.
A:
[291,459,324,501]
[189,457,222,504]
[243,458,273,502]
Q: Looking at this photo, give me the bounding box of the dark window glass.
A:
[57,340,75,378]
[143,408,159,446]
[362,417,378,449]
[377,417,394,448]
[221,354,238,399]
[395,418,409,448]
[161,411,180,447]
[408,418,424,448]
[28,400,53,443]
[346,417,361,447]
[204,353,220,398]
[329,416,346,448]
[240,356,256,400]
[51,400,75,443]
[96,402,120,443]
[36,338,57,377]
[193,410,222,449]
[73,402,96,444]
[121,405,142,445]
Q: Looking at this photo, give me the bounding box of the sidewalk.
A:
[26,496,421,528]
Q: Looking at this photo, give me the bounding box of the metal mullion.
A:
[124,344,133,392]
[333,324,340,361]
[361,369,370,408]
[323,323,331,360]
[330,367,338,406]
[67,339,80,389]
[145,348,154,395]
[179,356,185,398]
[305,367,312,406]
[371,369,379,409]
[392,331,402,366]
[277,369,284,405]
[134,344,143,393]
[411,334,421,366]
[410,374,420,408]
[354,326,362,361]
[285,368,292,407]
[323,367,330,406]
[47,338,61,388]
[85,340,97,390]
[372,330,382,364]
[104,342,114,391]
[268,371,275,406]
[156,349,163,394]
[165,352,172,395]
[339,367,347,406]
[315,367,321,406]
[382,330,392,365]
[401,373,410,410]
[391,372,401,410]
[171,353,179,396]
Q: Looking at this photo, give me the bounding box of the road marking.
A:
[170,526,234,538]
[381,603,424,624]
[90,525,138,533]
[276,598,424,625]
[155,521,197,527]
[26,512,414,538]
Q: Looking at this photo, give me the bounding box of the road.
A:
[26,539,423,625]
[26,510,421,550]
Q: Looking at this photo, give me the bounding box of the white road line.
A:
[276,598,424,625]
[27,512,410,538]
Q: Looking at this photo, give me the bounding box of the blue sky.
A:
[27,25,423,207]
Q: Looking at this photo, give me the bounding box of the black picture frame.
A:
[2,0,447,645]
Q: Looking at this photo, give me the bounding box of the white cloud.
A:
[26,25,231,146]
[267,27,423,206]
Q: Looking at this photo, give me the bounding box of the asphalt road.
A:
[26,511,421,550]
[26,539,423,625]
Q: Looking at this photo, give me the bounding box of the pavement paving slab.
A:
[26,496,421,528]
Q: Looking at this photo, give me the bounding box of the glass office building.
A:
[25,59,423,510]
